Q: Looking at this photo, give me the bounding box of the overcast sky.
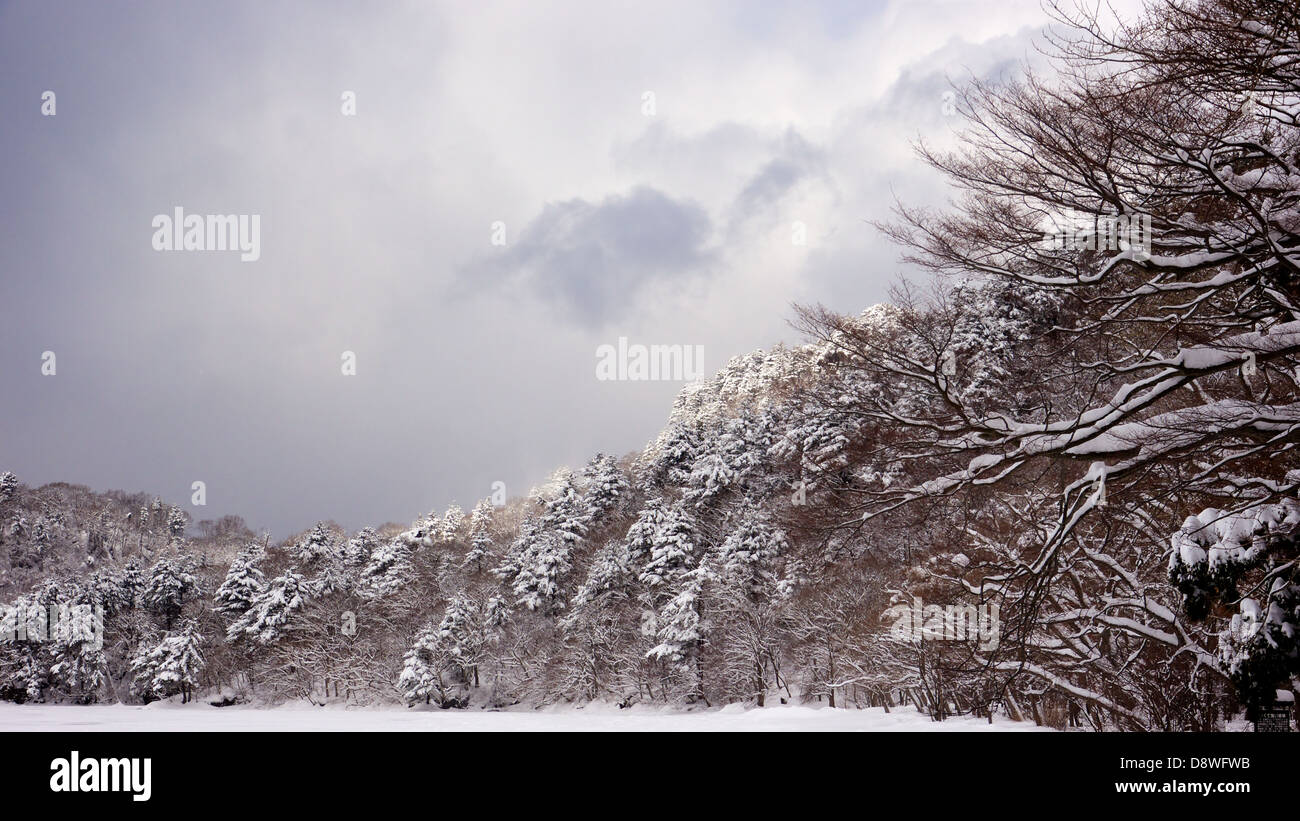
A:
[0,0,1141,538]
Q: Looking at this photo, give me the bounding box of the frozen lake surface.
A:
[0,701,1048,732]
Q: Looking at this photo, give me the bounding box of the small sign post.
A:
[1255,705,1293,732]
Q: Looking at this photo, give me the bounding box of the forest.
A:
[2,0,1298,731]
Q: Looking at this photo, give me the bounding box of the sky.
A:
[0,0,1144,538]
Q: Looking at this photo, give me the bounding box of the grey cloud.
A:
[794,29,1046,312]
[613,120,770,169]
[463,186,715,328]
[729,129,828,230]
[613,121,831,235]
[864,30,1041,129]
[0,2,1058,540]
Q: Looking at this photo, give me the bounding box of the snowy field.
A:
[0,702,1049,732]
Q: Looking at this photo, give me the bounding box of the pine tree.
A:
[483,594,510,638]
[142,556,198,628]
[540,471,588,540]
[49,641,106,704]
[214,544,267,617]
[344,527,379,569]
[312,558,351,598]
[511,532,573,613]
[17,516,53,570]
[130,619,205,703]
[644,421,704,487]
[624,497,667,565]
[167,507,188,543]
[493,516,538,584]
[638,503,698,591]
[439,505,466,543]
[84,570,130,618]
[0,471,17,505]
[647,565,710,665]
[118,560,145,610]
[719,506,788,598]
[226,570,309,645]
[582,453,629,522]
[0,592,50,704]
[396,624,443,706]
[684,414,773,508]
[1169,499,1300,718]
[508,474,592,613]
[295,522,337,566]
[306,527,376,598]
[359,531,417,599]
[571,541,634,611]
[437,595,483,687]
[646,564,713,702]
[462,500,495,574]
[685,452,735,507]
[0,646,47,703]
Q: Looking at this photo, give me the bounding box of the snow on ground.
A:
[0,701,1049,732]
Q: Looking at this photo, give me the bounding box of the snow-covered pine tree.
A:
[582,453,629,522]
[505,473,594,613]
[570,540,634,613]
[624,497,667,566]
[644,421,704,488]
[539,471,588,538]
[436,594,483,688]
[0,471,17,505]
[0,646,47,703]
[439,504,466,543]
[142,556,198,628]
[510,532,573,614]
[499,470,592,613]
[718,505,789,598]
[130,619,205,703]
[1169,494,1300,719]
[295,522,337,567]
[214,543,267,617]
[638,502,699,592]
[462,500,495,574]
[344,527,380,569]
[629,500,709,701]
[396,623,443,706]
[48,640,105,704]
[359,530,417,599]
[493,515,537,583]
[84,569,130,618]
[646,563,713,702]
[712,505,792,706]
[305,526,378,598]
[483,594,509,638]
[118,559,144,610]
[685,452,735,508]
[0,591,50,704]
[225,570,309,645]
[167,507,188,544]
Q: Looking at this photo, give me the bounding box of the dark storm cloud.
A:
[731,130,827,219]
[464,187,715,328]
